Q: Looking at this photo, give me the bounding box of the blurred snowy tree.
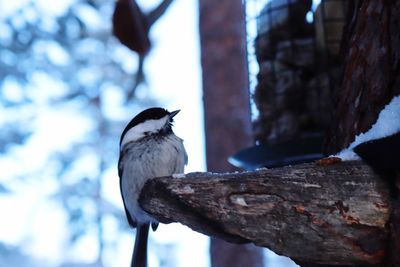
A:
[0,0,158,266]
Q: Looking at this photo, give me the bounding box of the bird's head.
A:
[120,107,180,149]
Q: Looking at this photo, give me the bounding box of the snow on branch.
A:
[139,160,390,266]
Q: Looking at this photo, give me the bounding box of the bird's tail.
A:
[131,223,150,267]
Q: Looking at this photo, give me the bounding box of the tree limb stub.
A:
[139,161,390,266]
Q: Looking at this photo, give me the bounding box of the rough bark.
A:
[323,3,400,263]
[326,0,400,154]
[140,160,390,266]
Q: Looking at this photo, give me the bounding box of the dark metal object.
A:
[354,132,400,173]
[229,135,324,170]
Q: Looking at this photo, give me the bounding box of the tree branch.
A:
[147,0,174,27]
[139,161,391,266]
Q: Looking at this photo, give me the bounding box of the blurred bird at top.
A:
[112,0,174,100]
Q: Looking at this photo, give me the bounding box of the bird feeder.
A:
[231,0,348,169]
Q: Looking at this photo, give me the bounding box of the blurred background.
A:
[0,0,207,266]
[0,0,343,266]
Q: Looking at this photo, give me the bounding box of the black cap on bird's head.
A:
[120,107,180,147]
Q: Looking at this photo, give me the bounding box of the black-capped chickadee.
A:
[118,107,187,267]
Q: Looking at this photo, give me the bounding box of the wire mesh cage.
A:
[246,0,348,147]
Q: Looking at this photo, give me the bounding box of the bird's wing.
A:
[184,146,188,166]
[118,152,137,228]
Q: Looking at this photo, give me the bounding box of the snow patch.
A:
[233,196,248,206]
[179,185,194,194]
[292,182,321,188]
[172,173,186,179]
[336,95,400,160]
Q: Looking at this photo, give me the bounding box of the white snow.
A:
[178,185,194,194]
[291,182,322,188]
[172,173,186,179]
[336,95,400,160]
[233,196,248,206]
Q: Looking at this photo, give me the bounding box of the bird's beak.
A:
[169,109,180,118]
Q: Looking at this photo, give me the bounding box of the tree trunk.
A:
[198,0,264,266]
[326,0,400,154]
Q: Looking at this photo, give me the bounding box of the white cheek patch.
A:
[120,115,169,148]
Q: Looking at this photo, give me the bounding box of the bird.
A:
[118,107,187,267]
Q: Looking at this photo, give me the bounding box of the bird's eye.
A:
[144,131,150,135]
